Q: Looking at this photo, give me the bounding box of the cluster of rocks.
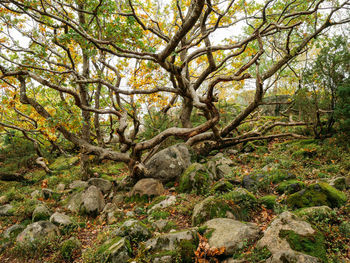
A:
[1,143,349,263]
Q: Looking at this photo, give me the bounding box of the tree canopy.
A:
[0,0,350,179]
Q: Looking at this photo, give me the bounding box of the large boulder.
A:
[257,211,326,263]
[80,185,105,216]
[130,178,165,197]
[145,144,191,183]
[178,163,212,195]
[88,178,112,194]
[287,182,347,209]
[16,221,59,243]
[203,218,261,256]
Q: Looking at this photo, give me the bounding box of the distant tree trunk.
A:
[78,4,91,181]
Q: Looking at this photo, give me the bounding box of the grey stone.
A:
[69,180,88,190]
[204,218,261,256]
[130,178,165,197]
[100,237,131,263]
[0,204,14,216]
[145,144,191,183]
[145,230,195,252]
[66,192,83,213]
[50,212,73,226]
[257,211,322,263]
[32,204,51,222]
[148,195,176,214]
[16,221,59,243]
[56,183,65,191]
[295,206,332,221]
[113,219,151,241]
[80,185,105,216]
[4,224,25,239]
[152,220,170,232]
[88,178,112,194]
[126,211,135,217]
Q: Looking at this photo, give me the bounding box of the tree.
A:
[0,0,349,180]
[300,34,350,137]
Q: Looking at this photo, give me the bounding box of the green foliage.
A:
[276,180,305,194]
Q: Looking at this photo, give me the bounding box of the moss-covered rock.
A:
[222,188,257,220]
[178,163,212,195]
[97,236,132,263]
[192,196,233,226]
[279,230,327,262]
[287,182,347,209]
[113,219,151,242]
[32,204,51,222]
[276,180,305,194]
[294,206,333,221]
[259,195,277,209]
[192,188,257,225]
[210,179,235,194]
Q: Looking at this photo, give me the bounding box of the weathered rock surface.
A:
[257,211,324,263]
[98,237,132,263]
[287,182,347,209]
[56,183,65,192]
[88,178,112,194]
[4,224,25,239]
[50,212,73,226]
[16,221,59,243]
[80,185,105,215]
[32,204,51,222]
[145,144,191,183]
[130,178,165,197]
[178,163,212,195]
[207,153,234,179]
[148,195,176,214]
[204,218,261,256]
[145,230,195,252]
[69,180,88,190]
[113,219,151,241]
[0,204,14,216]
[66,192,83,213]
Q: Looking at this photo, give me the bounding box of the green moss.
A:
[178,163,211,195]
[259,195,277,209]
[279,230,327,262]
[276,180,305,194]
[222,188,257,220]
[339,221,350,238]
[210,179,234,194]
[287,182,347,209]
[49,156,78,171]
[192,197,232,226]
